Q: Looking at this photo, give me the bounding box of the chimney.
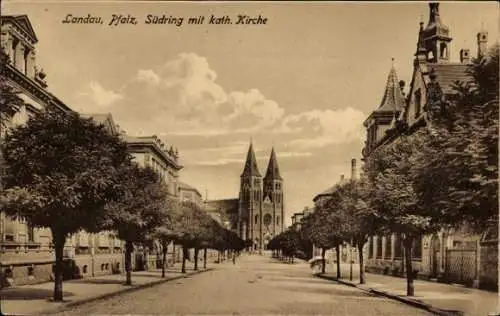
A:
[351,158,357,180]
[477,31,488,58]
[460,49,470,64]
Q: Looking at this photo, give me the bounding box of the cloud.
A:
[76,81,123,107]
[74,53,366,157]
[283,107,366,150]
[76,53,285,136]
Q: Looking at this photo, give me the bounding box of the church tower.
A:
[238,142,262,247]
[422,3,452,63]
[262,147,284,249]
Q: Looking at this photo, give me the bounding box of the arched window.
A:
[440,43,447,59]
[82,265,88,274]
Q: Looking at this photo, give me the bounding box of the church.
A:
[205,143,285,251]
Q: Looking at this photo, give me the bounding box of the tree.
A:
[328,179,380,284]
[364,134,439,296]
[148,196,179,278]
[101,164,169,285]
[0,108,130,301]
[169,201,210,273]
[415,44,499,230]
[301,206,342,274]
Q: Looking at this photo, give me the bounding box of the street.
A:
[55,253,431,315]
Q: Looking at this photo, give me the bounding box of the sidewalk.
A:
[317,271,499,316]
[1,266,213,315]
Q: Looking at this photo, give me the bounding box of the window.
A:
[82,265,88,274]
[4,269,13,279]
[440,43,447,59]
[376,236,383,259]
[414,89,422,118]
[27,266,34,276]
[412,237,422,260]
[101,264,105,271]
[27,223,35,242]
[276,216,280,226]
[385,236,392,260]
[394,234,402,259]
[255,215,259,225]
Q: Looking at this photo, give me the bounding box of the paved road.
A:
[56,253,431,315]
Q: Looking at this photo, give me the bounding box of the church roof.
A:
[375,65,406,113]
[264,147,282,180]
[424,63,471,94]
[241,142,261,177]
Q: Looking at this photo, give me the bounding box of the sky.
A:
[2,1,498,227]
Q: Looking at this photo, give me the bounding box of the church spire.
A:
[375,61,405,113]
[241,142,261,177]
[264,147,282,181]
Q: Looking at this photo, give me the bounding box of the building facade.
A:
[0,14,185,286]
[0,15,124,287]
[361,3,496,289]
[207,143,285,251]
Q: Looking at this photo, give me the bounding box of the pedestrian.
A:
[232,253,236,265]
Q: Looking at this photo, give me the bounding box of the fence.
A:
[445,247,477,285]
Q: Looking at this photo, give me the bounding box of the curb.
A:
[315,274,464,316]
[18,268,213,315]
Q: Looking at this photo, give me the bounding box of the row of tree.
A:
[270,44,498,297]
[0,49,245,302]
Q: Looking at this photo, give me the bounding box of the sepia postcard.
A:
[0,1,498,315]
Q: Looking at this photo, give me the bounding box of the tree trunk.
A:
[336,244,341,279]
[125,240,133,285]
[403,237,415,296]
[161,241,168,278]
[321,248,326,274]
[358,242,365,284]
[194,247,199,271]
[203,248,207,269]
[181,245,187,273]
[52,231,66,302]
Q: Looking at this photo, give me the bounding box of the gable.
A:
[405,65,427,127]
[3,15,38,44]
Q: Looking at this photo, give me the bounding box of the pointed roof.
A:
[415,22,427,56]
[241,142,261,177]
[375,63,405,113]
[423,3,451,41]
[264,147,282,181]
